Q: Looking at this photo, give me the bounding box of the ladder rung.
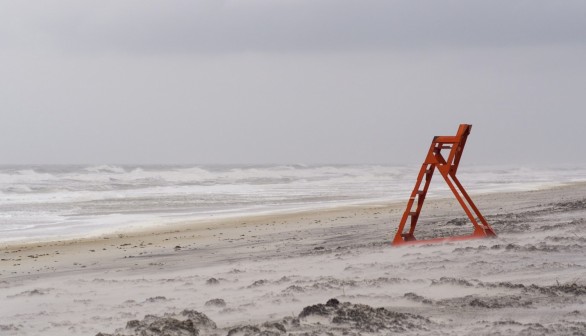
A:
[409,212,418,216]
[417,190,425,195]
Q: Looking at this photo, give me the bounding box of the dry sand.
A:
[1,183,585,335]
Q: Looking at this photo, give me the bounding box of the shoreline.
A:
[1,181,585,335]
[3,179,585,250]
[2,181,585,280]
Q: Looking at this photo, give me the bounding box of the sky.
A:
[1,0,585,165]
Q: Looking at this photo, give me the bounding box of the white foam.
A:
[0,164,585,243]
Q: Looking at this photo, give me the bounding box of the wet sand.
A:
[1,183,585,335]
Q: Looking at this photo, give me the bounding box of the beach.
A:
[1,182,585,335]
[3,1,585,334]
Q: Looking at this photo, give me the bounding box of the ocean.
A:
[1,164,585,243]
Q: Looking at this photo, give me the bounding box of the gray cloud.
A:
[0,1,585,165]
[2,1,586,54]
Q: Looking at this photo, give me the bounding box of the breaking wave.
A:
[0,164,585,242]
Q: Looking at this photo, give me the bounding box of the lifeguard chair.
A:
[392,124,496,246]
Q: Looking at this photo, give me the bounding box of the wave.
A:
[0,164,585,243]
[84,165,127,174]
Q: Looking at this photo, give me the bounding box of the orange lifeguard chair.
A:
[392,124,496,246]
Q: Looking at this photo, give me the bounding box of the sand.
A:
[1,183,585,335]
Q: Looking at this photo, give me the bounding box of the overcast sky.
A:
[1,1,585,165]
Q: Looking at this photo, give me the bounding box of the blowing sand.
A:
[1,183,585,335]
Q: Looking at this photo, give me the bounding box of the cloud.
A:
[1,1,585,165]
[2,0,586,55]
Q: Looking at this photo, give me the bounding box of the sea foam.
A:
[0,164,584,243]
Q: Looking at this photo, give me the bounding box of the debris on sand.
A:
[204,298,226,307]
[403,292,433,304]
[298,299,432,333]
[486,320,586,336]
[205,278,219,285]
[226,322,287,336]
[527,283,586,296]
[7,288,52,298]
[466,295,533,309]
[281,285,304,294]
[225,325,261,336]
[552,199,586,211]
[96,299,433,335]
[95,310,216,336]
[430,277,475,287]
[145,296,168,303]
[248,279,268,288]
[446,278,586,297]
[446,217,468,226]
[0,324,20,332]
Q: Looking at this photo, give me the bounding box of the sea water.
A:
[1,164,585,243]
